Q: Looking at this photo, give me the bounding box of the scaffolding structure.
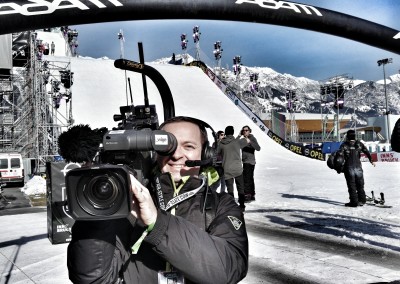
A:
[285,90,299,142]
[0,31,73,173]
[320,74,354,142]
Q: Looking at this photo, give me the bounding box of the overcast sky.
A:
[72,0,400,82]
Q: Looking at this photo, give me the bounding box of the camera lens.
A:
[85,176,120,209]
[67,165,133,220]
[76,170,127,216]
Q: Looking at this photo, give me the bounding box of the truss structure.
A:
[320,74,354,142]
[0,31,73,173]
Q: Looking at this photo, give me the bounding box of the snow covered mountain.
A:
[155,54,400,126]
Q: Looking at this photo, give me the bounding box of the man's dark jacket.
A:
[67,172,248,284]
[339,140,373,169]
[391,118,400,152]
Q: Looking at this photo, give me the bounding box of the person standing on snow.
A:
[217,125,249,211]
[239,125,260,202]
[339,129,375,207]
[213,130,226,193]
[51,41,55,55]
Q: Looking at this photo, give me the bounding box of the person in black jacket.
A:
[391,118,400,152]
[67,116,249,284]
[339,129,376,207]
[212,130,226,193]
[217,126,249,211]
[239,125,261,202]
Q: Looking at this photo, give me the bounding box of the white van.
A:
[0,153,24,186]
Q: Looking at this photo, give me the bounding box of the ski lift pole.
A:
[138,42,149,109]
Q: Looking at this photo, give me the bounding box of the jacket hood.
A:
[220,135,235,145]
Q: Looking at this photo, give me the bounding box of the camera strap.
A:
[154,175,206,212]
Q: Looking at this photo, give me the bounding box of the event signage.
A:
[195,62,325,161]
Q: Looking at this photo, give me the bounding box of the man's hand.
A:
[130,175,157,226]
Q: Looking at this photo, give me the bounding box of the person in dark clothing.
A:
[391,118,400,152]
[212,130,226,192]
[67,116,248,284]
[339,129,376,207]
[217,125,249,211]
[239,125,261,202]
[50,41,55,55]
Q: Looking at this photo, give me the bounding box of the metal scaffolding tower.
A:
[285,90,299,142]
[1,31,73,173]
[320,74,354,142]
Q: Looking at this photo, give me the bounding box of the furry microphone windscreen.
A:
[58,124,105,163]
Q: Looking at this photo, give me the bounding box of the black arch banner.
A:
[0,0,399,55]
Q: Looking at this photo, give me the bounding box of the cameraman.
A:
[67,116,248,284]
[391,118,400,152]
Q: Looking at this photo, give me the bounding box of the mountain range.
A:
[154,54,400,126]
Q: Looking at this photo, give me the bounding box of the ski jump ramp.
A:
[69,57,324,162]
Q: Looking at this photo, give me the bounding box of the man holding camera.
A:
[67,116,248,284]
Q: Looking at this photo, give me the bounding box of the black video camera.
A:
[65,104,177,221]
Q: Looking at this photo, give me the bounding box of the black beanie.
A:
[347,130,356,140]
[225,126,234,136]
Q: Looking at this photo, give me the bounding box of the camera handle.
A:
[114,57,175,121]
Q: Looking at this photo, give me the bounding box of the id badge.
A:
[158,270,185,284]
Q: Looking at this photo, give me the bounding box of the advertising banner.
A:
[376,151,400,162]
[194,63,325,161]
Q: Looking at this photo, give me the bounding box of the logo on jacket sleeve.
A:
[228,216,243,230]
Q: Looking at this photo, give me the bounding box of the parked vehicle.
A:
[0,153,24,187]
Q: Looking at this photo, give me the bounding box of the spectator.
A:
[391,118,400,152]
[67,116,249,283]
[339,129,375,207]
[239,125,261,202]
[44,42,49,55]
[213,130,226,192]
[217,125,249,211]
[51,41,55,55]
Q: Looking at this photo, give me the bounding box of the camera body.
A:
[65,104,177,221]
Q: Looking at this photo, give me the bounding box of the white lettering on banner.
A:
[206,69,215,81]
[235,0,322,16]
[0,0,122,16]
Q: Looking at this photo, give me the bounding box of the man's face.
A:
[242,128,250,137]
[157,121,203,183]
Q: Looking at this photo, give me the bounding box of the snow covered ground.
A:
[5,31,400,283]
